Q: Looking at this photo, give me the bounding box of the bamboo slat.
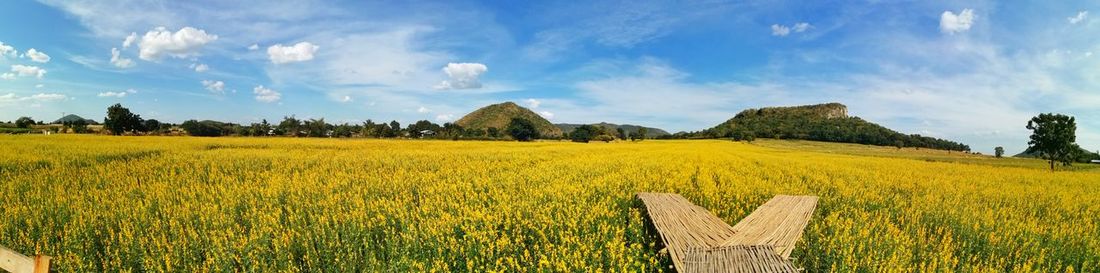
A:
[636,193,817,273]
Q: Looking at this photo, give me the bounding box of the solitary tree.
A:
[636,127,648,141]
[994,146,1004,158]
[104,103,143,135]
[506,118,540,141]
[1026,113,1077,170]
[14,117,35,128]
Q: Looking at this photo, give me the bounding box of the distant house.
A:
[1090,160,1100,164]
[419,130,435,138]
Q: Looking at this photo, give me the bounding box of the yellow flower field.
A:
[1,135,1098,272]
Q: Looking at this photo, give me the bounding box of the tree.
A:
[636,127,648,141]
[15,117,35,128]
[143,119,161,133]
[994,146,1005,158]
[180,120,226,136]
[1026,113,1077,170]
[67,119,89,133]
[506,118,540,141]
[389,120,402,137]
[104,103,143,135]
[616,127,626,140]
[278,116,302,136]
[894,140,904,150]
[487,127,501,138]
[570,125,597,143]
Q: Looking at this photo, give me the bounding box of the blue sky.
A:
[0,0,1098,154]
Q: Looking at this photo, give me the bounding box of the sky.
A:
[0,0,1098,154]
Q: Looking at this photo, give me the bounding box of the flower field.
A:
[1,135,1098,272]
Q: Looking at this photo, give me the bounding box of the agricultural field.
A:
[1,135,1098,272]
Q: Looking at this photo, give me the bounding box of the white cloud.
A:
[138,26,218,61]
[793,22,811,33]
[940,9,975,34]
[110,48,135,68]
[0,73,13,80]
[340,95,352,102]
[771,24,791,36]
[122,32,137,48]
[202,80,225,94]
[1068,11,1089,25]
[97,89,134,98]
[267,42,319,64]
[193,63,209,72]
[1,93,67,103]
[0,41,15,58]
[417,106,431,113]
[10,65,46,79]
[435,114,454,122]
[525,98,541,109]
[25,48,50,63]
[538,111,555,119]
[253,85,281,103]
[98,91,129,98]
[248,44,259,51]
[434,62,487,89]
[35,84,43,88]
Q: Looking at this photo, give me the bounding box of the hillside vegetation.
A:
[706,103,971,151]
[456,102,562,138]
[556,122,669,138]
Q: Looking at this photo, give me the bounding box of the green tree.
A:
[570,125,596,143]
[389,120,402,137]
[1026,113,1077,170]
[143,119,161,133]
[636,127,648,141]
[278,116,302,136]
[616,127,626,140]
[14,117,35,128]
[506,118,540,141]
[487,127,501,138]
[104,103,143,135]
[994,146,1004,158]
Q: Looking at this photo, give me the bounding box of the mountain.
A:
[52,114,98,125]
[456,102,563,137]
[706,102,971,151]
[555,122,669,138]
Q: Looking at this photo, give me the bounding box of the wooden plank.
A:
[636,193,817,273]
[721,195,818,258]
[0,245,49,273]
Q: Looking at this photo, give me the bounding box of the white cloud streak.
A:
[253,85,281,103]
[267,42,319,64]
[25,48,50,63]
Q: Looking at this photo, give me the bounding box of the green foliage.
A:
[15,117,35,128]
[1026,113,1078,170]
[570,125,597,143]
[104,103,144,135]
[506,118,540,141]
[995,147,1005,158]
[181,120,230,137]
[456,102,562,138]
[706,103,969,151]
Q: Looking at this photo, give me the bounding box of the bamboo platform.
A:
[636,193,818,273]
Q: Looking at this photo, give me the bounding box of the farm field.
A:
[1,135,1098,272]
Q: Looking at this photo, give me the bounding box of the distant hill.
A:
[52,114,99,125]
[456,102,563,138]
[556,122,669,138]
[1014,146,1099,162]
[706,102,971,151]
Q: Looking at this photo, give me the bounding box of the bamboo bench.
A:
[0,245,50,273]
[636,193,818,273]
